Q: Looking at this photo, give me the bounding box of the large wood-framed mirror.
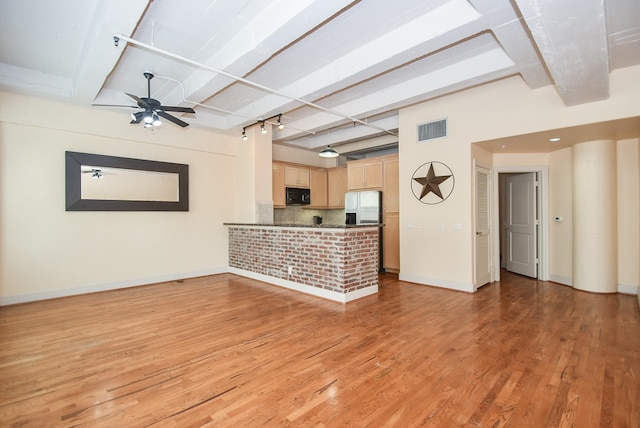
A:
[65,151,189,211]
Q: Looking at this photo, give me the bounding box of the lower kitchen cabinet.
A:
[383,212,400,273]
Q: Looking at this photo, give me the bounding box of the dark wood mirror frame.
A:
[65,151,189,211]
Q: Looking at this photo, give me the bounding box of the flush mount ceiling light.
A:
[239,114,284,139]
[319,146,339,158]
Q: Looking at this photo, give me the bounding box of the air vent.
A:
[417,118,447,142]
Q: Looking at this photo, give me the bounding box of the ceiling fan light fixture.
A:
[131,111,144,122]
[319,146,339,158]
[143,111,154,124]
[152,113,162,127]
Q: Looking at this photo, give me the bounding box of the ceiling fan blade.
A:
[160,105,196,114]
[92,103,139,109]
[157,110,189,128]
[126,93,149,108]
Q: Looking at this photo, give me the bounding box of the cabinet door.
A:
[309,169,328,207]
[328,167,347,207]
[272,164,285,208]
[383,212,400,272]
[364,161,383,188]
[383,157,399,212]
[347,160,383,189]
[347,163,366,189]
[285,166,310,188]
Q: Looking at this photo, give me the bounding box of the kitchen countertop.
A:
[224,222,381,229]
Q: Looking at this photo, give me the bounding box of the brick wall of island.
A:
[226,225,379,300]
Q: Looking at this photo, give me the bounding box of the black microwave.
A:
[286,187,311,205]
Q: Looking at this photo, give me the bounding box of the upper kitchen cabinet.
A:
[327,166,347,208]
[347,158,383,190]
[308,168,328,208]
[273,163,286,208]
[383,156,399,213]
[284,165,310,188]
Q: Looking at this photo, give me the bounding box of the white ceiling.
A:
[1,0,639,154]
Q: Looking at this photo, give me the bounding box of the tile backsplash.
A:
[274,206,345,225]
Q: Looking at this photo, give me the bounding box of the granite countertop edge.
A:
[223,222,381,229]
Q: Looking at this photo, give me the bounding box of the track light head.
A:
[260,121,267,134]
[241,128,247,140]
[277,115,284,130]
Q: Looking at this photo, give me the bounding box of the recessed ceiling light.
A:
[549,137,561,142]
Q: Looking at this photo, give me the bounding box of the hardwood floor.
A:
[1,271,638,427]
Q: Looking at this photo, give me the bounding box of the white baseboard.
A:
[0,267,227,306]
[549,275,572,286]
[618,283,639,295]
[227,267,378,303]
[398,274,474,293]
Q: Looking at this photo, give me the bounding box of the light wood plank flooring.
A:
[1,271,639,427]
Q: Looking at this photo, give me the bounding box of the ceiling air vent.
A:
[417,118,447,142]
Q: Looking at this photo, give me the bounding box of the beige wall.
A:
[548,147,573,284]
[0,91,242,304]
[399,65,640,293]
[617,138,640,293]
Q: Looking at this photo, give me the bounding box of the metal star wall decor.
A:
[411,161,455,204]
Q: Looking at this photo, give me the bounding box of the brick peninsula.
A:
[224,223,380,303]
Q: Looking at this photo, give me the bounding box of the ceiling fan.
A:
[81,166,116,178]
[93,72,195,128]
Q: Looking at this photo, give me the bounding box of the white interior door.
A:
[475,166,491,287]
[506,172,537,277]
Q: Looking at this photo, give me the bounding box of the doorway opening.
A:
[491,166,549,282]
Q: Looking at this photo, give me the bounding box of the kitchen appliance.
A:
[345,190,382,224]
[345,190,384,272]
[285,187,311,205]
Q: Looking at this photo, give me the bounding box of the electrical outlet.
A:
[437,224,445,231]
[288,266,293,275]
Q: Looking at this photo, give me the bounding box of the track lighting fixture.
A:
[239,114,284,139]
[319,145,339,158]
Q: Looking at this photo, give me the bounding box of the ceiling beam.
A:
[514,0,610,106]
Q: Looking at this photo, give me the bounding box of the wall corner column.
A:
[572,140,617,293]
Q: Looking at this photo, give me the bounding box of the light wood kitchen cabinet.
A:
[347,159,383,190]
[309,168,328,208]
[383,212,400,273]
[284,166,310,188]
[272,163,286,208]
[327,166,347,208]
[383,157,399,213]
